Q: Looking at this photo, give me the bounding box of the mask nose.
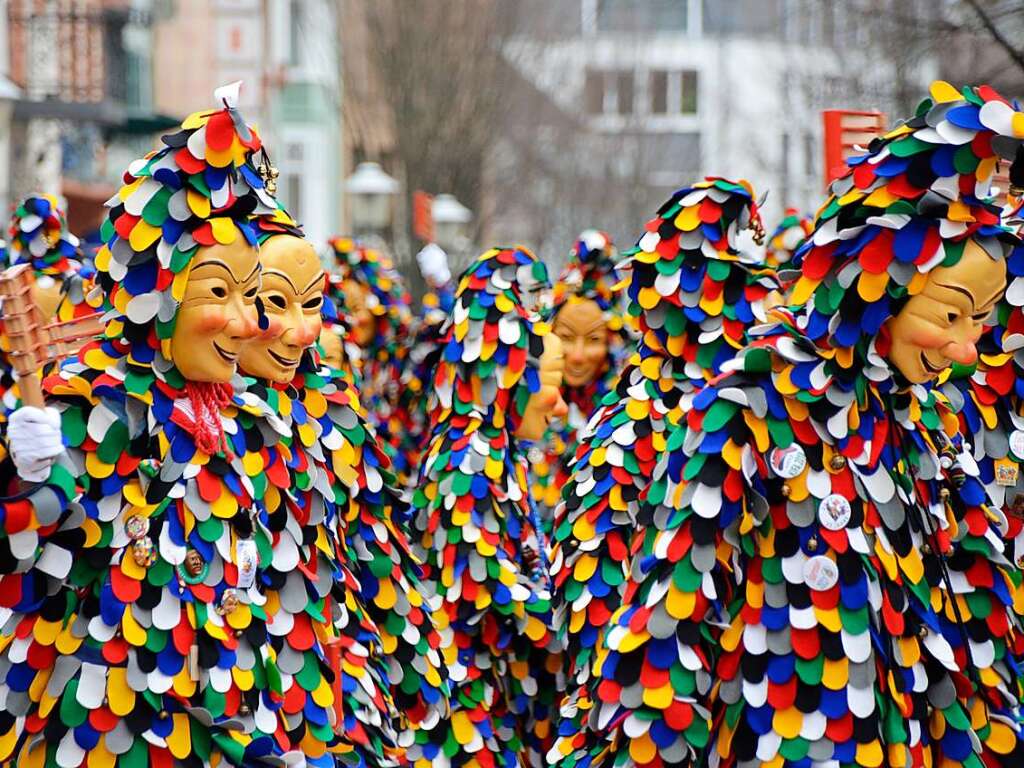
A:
[551,392,569,420]
[227,297,260,341]
[941,338,978,366]
[565,336,586,365]
[280,301,321,349]
[286,317,321,349]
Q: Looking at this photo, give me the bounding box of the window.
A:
[584,69,604,114]
[680,70,698,114]
[596,0,688,32]
[650,70,668,114]
[702,0,784,37]
[584,68,636,116]
[616,71,634,115]
[649,70,698,115]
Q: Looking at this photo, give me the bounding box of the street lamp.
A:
[345,161,399,239]
[432,193,472,254]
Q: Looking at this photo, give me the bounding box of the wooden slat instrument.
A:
[0,264,104,407]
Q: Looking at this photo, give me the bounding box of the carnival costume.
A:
[531,230,624,530]
[396,245,457,500]
[942,194,1024,573]
[408,247,559,767]
[325,238,414,484]
[0,195,99,451]
[0,84,380,767]
[548,179,778,701]
[556,81,1024,768]
[239,218,449,767]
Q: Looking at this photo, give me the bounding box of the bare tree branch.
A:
[963,0,1024,77]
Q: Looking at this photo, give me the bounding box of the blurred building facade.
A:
[3,0,175,238]
[492,0,938,261]
[152,0,343,244]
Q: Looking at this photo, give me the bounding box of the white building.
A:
[494,0,937,264]
[153,0,342,244]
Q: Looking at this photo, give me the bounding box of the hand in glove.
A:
[7,406,64,483]
[416,243,451,287]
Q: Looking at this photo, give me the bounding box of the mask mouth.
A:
[566,365,592,379]
[920,352,947,376]
[213,341,239,363]
[268,348,300,367]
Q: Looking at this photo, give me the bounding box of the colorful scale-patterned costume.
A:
[530,231,624,530]
[245,220,449,767]
[943,196,1024,571]
[558,81,1024,768]
[765,207,814,271]
[548,179,779,706]
[0,87,396,767]
[408,247,558,767]
[396,271,457,500]
[326,238,415,484]
[0,195,101,452]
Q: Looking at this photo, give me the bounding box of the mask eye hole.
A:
[303,297,323,310]
[243,286,259,300]
[946,312,958,323]
[212,286,228,299]
[267,295,287,310]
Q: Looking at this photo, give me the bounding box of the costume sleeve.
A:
[325,390,450,729]
[413,422,554,653]
[0,458,79,610]
[0,383,86,605]
[937,415,1024,766]
[549,375,667,685]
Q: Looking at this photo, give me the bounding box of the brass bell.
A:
[807,537,819,552]
[829,455,847,471]
[258,150,280,196]
[781,483,792,498]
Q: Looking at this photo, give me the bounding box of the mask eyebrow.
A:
[191,259,259,284]
[932,281,976,310]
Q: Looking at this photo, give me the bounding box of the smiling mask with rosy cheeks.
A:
[239,235,325,383]
[553,297,610,388]
[885,239,1006,384]
[170,235,262,383]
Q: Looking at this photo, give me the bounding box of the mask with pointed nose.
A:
[240,234,325,383]
[884,238,1006,384]
[170,235,262,383]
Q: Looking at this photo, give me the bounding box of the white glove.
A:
[416,243,451,286]
[7,406,64,483]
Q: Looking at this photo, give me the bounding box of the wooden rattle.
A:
[0,264,104,407]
